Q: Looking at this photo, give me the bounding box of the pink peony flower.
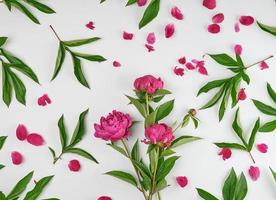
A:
[174,66,184,76]
[146,32,156,44]
[171,6,184,20]
[94,110,132,142]
[98,197,112,200]
[145,44,155,52]
[234,44,242,55]
[235,22,240,32]
[11,151,23,165]
[203,0,216,10]
[260,61,269,70]
[238,88,247,101]
[86,21,95,30]
[257,143,268,153]
[26,133,45,146]
[212,13,224,23]
[176,176,188,188]
[248,166,260,181]
[239,16,254,26]
[38,94,51,106]
[134,75,164,94]
[113,61,121,67]
[137,0,147,6]
[123,31,134,40]
[165,24,175,38]
[16,124,28,141]
[144,123,175,147]
[68,159,81,172]
[208,24,220,34]
[218,148,232,160]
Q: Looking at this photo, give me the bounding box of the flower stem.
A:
[249,152,256,164]
[145,93,150,116]
[245,55,274,69]
[49,25,62,42]
[53,152,63,164]
[149,147,160,200]
[158,192,162,200]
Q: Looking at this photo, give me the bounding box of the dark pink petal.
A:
[178,57,186,65]
[145,44,155,52]
[137,0,147,6]
[257,143,268,153]
[146,32,156,44]
[203,0,216,10]
[113,61,121,67]
[248,166,260,181]
[208,24,220,34]
[11,151,23,165]
[38,94,51,106]
[174,66,184,76]
[218,148,232,160]
[171,6,184,20]
[176,176,188,188]
[123,31,134,40]
[185,62,196,70]
[239,16,254,26]
[16,124,28,141]
[86,21,95,30]
[68,159,81,172]
[165,23,175,38]
[234,44,242,56]
[98,197,112,200]
[238,88,247,101]
[235,22,240,32]
[27,133,45,146]
[260,61,269,70]
[198,66,208,75]
[212,13,224,23]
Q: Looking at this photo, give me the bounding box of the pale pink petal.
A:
[212,13,224,23]
[260,61,269,70]
[176,176,188,188]
[145,44,155,52]
[174,66,184,76]
[137,0,147,6]
[203,0,216,10]
[11,151,23,165]
[27,133,45,146]
[171,6,184,20]
[248,166,260,181]
[257,143,268,153]
[165,24,175,38]
[208,24,220,34]
[146,32,156,44]
[198,66,208,75]
[123,31,134,40]
[239,16,254,26]
[86,21,95,30]
[68,159,81,172]
[235,22,240,32]
[16,124,28,141]
[113,61,121,67]
[178,57,186,65]
[234,44,242,55]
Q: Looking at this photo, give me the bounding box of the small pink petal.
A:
[113,61,121,67]
[238,88,247,101]
[176,176,188,188]
[171,6,184,20]
[212,13,224,23]
[178,57,186,65]
[11,151,23,165]
[16,124,28,141]
[137,0,147,6]
[123,31,134,40]
[185,62,196,70]
[145,44,155,52]
[198,66,208,75]
[218,148,232,160]
[38,94,51,106]
[260,61,269,70]
[239,16,254,26]
[98,197,112,200]
[174,66,184,76]
[208,24,220,34]
[27,133,45,146]
[234,44,242,56]
[257,143,268,153]
[235,22,240,32]
[146,32,156,44]
[68,159,81,172]
[86,21,95,30]
[165,23,175,38]
[203,0,216,10]
[248,166,260,181]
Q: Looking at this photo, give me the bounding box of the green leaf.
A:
[231,76,241,108]
[259,120,276,132]
[105,170,137,187]
[218,84,231,121]
[191,117,199,129]
[48,147,56,161]
[155,179,168,192]
[63,37,100,47]
[248,118,260,151]
[153,89,172,96]
[267,83,276,103]
[9,70,27,105]
[25,0,55,14]
[270,167,276,182]
[57,115,67,149]
[257,21,276,36]
[65,147,98,163]
[215,143,246,150]
[171,136,201,149]
[0,37,8,47]
[126,95,146,117]
[181,115,190,128]
[71,54,90,88]
[51,42,65,81]
[196,188,219,200]
[232,109,246,146]
[236,55,244,68]
[2,63,13,106]
[234,173,247,200]
[241,72,250,85]
[0,192,5,199]
[126,0,136,6]
[200,87,225,110]
[107,143,127,157]
[156,100,174,121]
[149,147,158,173]
[74,53,106,62]
[197,79,228,96]
[252,99,276,116]
[0,164,4,170]
[223,168,237,200]
[0,136,7,150]
[208,54,239,67]
[131,140,140,161]
[139,0,160,29]
[23,175,54,200]
[160,149,175,157]
[132,160,151,179]
[156,156,179,181]
[6,171,34,200]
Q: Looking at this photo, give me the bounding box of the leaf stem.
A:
[245,55,274,69]
[49,25,62,42]
[53,151,63,164]
[249,152,256,164]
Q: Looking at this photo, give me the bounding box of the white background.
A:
[0,0,276,199]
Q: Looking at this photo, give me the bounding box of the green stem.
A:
[53,152,63,164]
[145,93,150,116]
[158,192,162,200]
[173,123,182,133]
[149,147,160,200]
[49,25,62,42]
[245,55,273,69]
[249,152,256,164]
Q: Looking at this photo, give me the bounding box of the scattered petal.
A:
[86,21,95,30]
[27,133,45,146]
[234,22,240,32]
[212,13,224,23]
[11,151,23,165]
[165,23,175,38]
[137,0,147,6]
[174,66,184,76]
[257,143,268,153]
[176,176,188,188]
[146,32,156,44]
[38,94,52,106]
[68,159,81,172]
[198,66,208,75]
[178,57,186,65]
[208,24,220,34]
[16,124,28,141]
[238,88,247,101]
[239,16,254,26]
[98,197,112,200]
[185,62,196,70]
[218,148,232,160]
[171,6,184,20]
[248,166,260,181]
[113,61,121,67]
[234,44,242,56]
[145,44,155,52]
[123,31,134,40]
[203,0,216,10]
[260,61,269,70]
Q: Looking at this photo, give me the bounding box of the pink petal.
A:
[146,32,156,44]
[68,159,81,172]
[257,143,268,153]
[234,22,240,32]
[16,124,28,141]
[208,24,220,34]
[260,61,269,70]
[212,13,224,23]
[112,61,121,67]
[38,94,51,106]
[238,88,247,101]
[178,57,186,65]
[218,148,232,160]
[137,0,147,6]
[248,166,260,181]
[27,133,45,146]
[98,197,112,200]
[174,66,184,76]
[145,44,155,52]
[11,151,23,165]
[198,66,208,75]
[234,44,242,56]
[185,62,196,70]
[165,23,175,38]
[176,176,188,188]
[239,16,254,26]
[203,0,216,10]
[171,6,184,20]
[123,31,134,40]
[86,21,95,30]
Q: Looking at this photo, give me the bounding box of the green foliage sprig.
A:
[49,25,106,89]
[49,109,98,165]
[0,136,7,170]
[257,22,276,36]
[0,37,39,106]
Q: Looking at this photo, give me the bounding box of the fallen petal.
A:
[239,16,254,26]
[98,197,112,200]
[145,44,155,52]
[123,31,134,40]
[238,88,247,101]
[260,61,269,70]
[176,176,188,188]
[218,148,232,160]
[165,23,175,38]
[68,159,81,172]
[113,61,121,67]
[248,166,260,181]
[86,21,95,30]
[203,0,216,10]
[257,143,268,153]
[234,44,242,55]
[208,24,220,34]
[11,151,23,165]
[198,66,208,75]
[178,57,186,65]
[137,0,147,6]
[171,6,184,20]
[27,133,45,146]
[146,32,156,44]
[174,66,184,76]
[16,124,28,141]
[212,13,224,23]
[185,62,196,70]
[235,22,240,32]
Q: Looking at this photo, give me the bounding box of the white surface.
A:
[0,0,276,199]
